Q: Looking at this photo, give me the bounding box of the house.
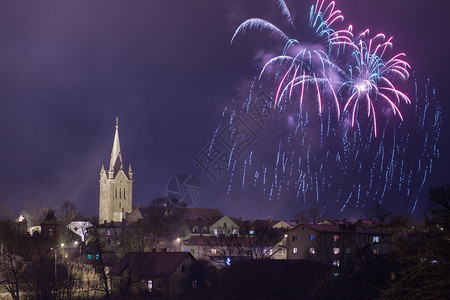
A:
[185,215,240,238]
[109,252,199,298]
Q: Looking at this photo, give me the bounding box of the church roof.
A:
[109,117,124,177]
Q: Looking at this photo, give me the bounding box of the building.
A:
[286,222,392,265]
[67,212,92,242]
[99,117,133,224]
[109,252,199,298]
[40,210,61,242]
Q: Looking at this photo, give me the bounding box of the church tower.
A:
[99,117,133,224]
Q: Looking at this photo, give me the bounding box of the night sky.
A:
[0,0,449,221]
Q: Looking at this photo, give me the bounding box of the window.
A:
[202,227,208,234]
[214,229,218,236]
[181,265,185,272]
[333,235,340,242]
[373,236,380,243]
[95,254,99,260]
[190,248,195,254]
[232,229,237,235]
[193,227,199,233]
[309,247,315,254]
[192,280,198,289]
[309,234,315,242]
[148,280,153,292]
[292,235,298,242]
[346,248,351,254]
[107,230,111,236]
[184,248,189,252]
[249,230,255,235]
[88,254,92,259]
[373,248,379,255]
[293,247,298,254]
[223,222,227,227]
[211,248,217,255]
[333,260,340,267]
[333,248,340,255]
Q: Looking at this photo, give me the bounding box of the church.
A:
[99,118,133,224]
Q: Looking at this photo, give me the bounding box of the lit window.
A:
[333,235,340,242]
[292,235,298,242]
[232,229,236,234]
[107,230,111,236]
[211,248,217,255]
[269,249,273,256]
[333,273,339,277]
[309,234,315,242]
[214,229,218,236]
[88,254,92,259]
[309,247,315,254]
[333,260,340,267]
[96,254,99,260]
[293,247,298,254]
[373,248,379,255]
[373,236,379,243]
[333,248,340,255]
[249,230,255,235]
[184,248,189,252]
[148,280,153,292]
[192,280,198,289]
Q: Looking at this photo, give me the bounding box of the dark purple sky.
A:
[0,0,448,220]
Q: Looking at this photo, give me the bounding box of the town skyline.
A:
[0,0,449,221]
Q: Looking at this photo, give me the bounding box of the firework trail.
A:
[209,0,440,216]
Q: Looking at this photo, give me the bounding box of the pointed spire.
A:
[109,116,123,175]
[128,163,133,180]
[100,163,105,173]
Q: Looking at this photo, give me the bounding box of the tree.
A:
[294,207,328,223]
[378,184,450,299]
[0,225,30,300]
[139,197,186,250]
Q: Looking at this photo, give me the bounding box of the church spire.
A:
[109,116,123,175]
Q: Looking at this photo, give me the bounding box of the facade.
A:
[67,212,92,242]
[109,252,199,298]
[40,210,61,242]
[286,222,392,262]
[99,118,133,224]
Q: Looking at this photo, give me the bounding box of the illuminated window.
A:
[373,248,379,255]
[192,280,198,289]
[249,230,255,235]
[309,247,315,254]
[373,236,379,243]
[309,234,315,241]
[333,260,340,267]
[232,229,237,234]
[333,273,339,277]
[269,249,273,256]
[292,235,298,242]
[148,280,153,292]
[293,247,298,254]
[333,248,340,255]
[88,254,92,259]
[184,248,189,252]
[214,229,218,236]
[211,248,217,255]
[333,235,340,242]
[107,230,111,236]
